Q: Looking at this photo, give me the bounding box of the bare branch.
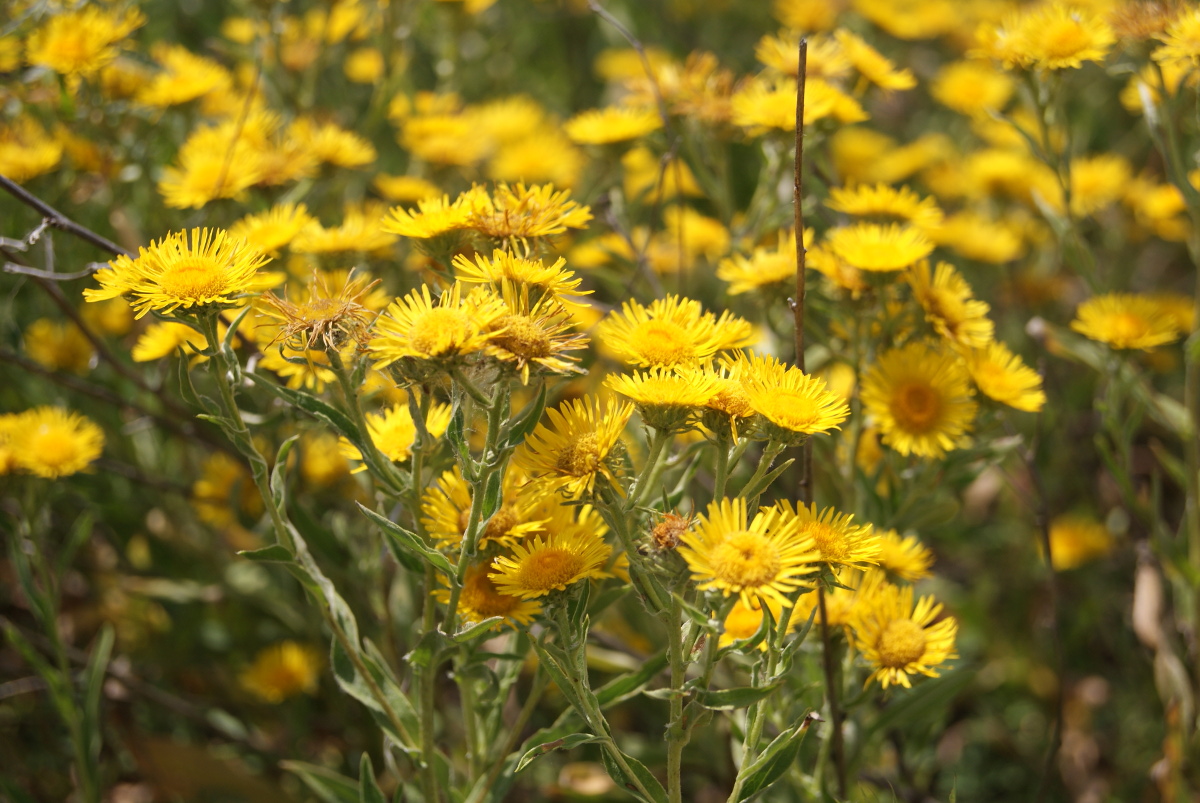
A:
[0,174,132,258]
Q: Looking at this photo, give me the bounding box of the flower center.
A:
[29,427,77,469]
[891,381,941,432]
[1108,312,1150,344]
[493,315,552,359]
[462,572,520,617]
[710,531,782,589]
[1039,19,1089,59]
[159,255,227,300]
[555,432,602,476]
[516,548,585,592]
[802,521,848,562]
[409,308,473,356]
[633,320,696,366]
[877,618,927,668]
[483,505,519,543]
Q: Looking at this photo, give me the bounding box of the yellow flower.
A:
[299,432,352,489]
[1070,293,1184,350]
[773,0,846,31]
[340,402,452,468]
[401,113,490,166]
[925,211,1025,264]
[0,117,63,183]
[984,2,1115,70]
[8,407,105,479]
[374,175,442,203]
[241,642,321,703]
[733,75,866,133]
[157,117,270,208]
[25,6,145,86]
[907,261,994,349]
[292,203,397,255]
[719,598,787,650]
[737,353,851,443]
[85,228,271,319]
[371,284,507,369]
[288,118,377,169]
[193,452,262,530]
[421,466,546,550]
[1069,153,1132,218]
[1047,514,1114,570]
[484,287,589,384]
[827,223,933,272]
[452,250,587,306]
[258,270,377,353]
[931,60,1015,117]
[622,146,704,201]
[757,31,849,80]
[605,366,722,431]
[851,582,958,689]
[774,501,879,572]
[513,396,632,499]
[382,193,476,239]
[80,298,134,337]
[488,129,587,188]
[23,318,94,374]
[436,564,542,628]
[964,341,1046,413]
[598,295,754,368]
[718,230,808,295]
[861,342,977,458]
[135,44,232,107]
[834,30,916,90]
[229,203,315,257]
[662,206,732,264]
[345,47,385,83]
[489,529,612,599]
[876,530,933,582]
[1153,7,1200,69]
[678,497,820,609]
[826,184,943,229]
[469,182,593,244]
[131,321,208,362]
[564,106,663,145]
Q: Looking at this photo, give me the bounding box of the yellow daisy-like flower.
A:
[738,353,851,443]
[861,342,978,458]
[827,223,934,273]
[808,243,869,296]
[733,75,867,133]
[452,250,587,305]
[719,598,787,650]
[717,229,810,295]
[84,228,271,319]
[1148,292,1196,334]
[1047,514,1114,570]
[876,530,933,582]
[382,193,475,239]
[925,211,1024,265]
[484,287,589,384]
[0,117,64,183]
[489,529,612,599]
[436,564,542,628]
[513,396,632,499]
[678,497,821,609]
[796,568,886,631]
[131,321,209,362]
[421,466,546,550]
[340,402,452,468]
[371,284,507,368]
[258,270,378,353]
[23,318,94,375]
[757,31,849,80]
[906,261,994,349]
[469,182,593,243]
[605,366,722,431]
[241,642,321,703]
[985,2,1115,71]
[826,184,943,229]
[963,341,1046,413]
[851,582,957,689]
[299,432,353,489]
[774,501,879,572]
[9,407,105,479]
[292,203,397,255]
[1070,293,1184,350]
[564,106,663,145]
[288,118,377,169]
[931,60,1014,117]
[374,175,442,204]
[229,203,315,257]
[834,29,916,90]
[1153,7,1200,69]
[598,295,755,368]
[25,6,145,86]
[135,44,232,108]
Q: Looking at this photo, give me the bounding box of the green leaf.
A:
[693,680,784,711]
[599,748,669,803]
[223,303,255,351]
[82,624,114,764]
[238,544,297,563]
[741,457,795,500]
[451,617,504,643]
[282,761,360,803]
[359,753,386,803]
[357,503,455,575]
[247,372,364,447]
[447,400,472,468]
[735,716,814,801]
[502,381,547,449]
[480,471,503,521]
[271,435,299,510]
[515,732,602,772]
[595,651,668,708]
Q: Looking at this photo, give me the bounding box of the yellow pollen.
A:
[159,255,226,300]
[634,320,695,365]
[711,531,781,588]
[29,428,78,469]
[876,618,927,668]
[516,548,585,592]
[462,573,519,617]
[555,432,602,476]
[409,307,472,356]
[493,315,552,358]
[892,382,941,431]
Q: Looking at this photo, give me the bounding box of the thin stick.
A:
[792,39,813,507]
[0,175,131,258]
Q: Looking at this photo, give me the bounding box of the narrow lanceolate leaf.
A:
[515,733,603,772]
[281,761,360,803]
[82,624,115,764]
[693,679,784,711]
[357,503,455,575]
[599,747,669,803]
[271,435,299,509]
[735,715,814,801]
[502,381,548,450]
[451,617,504,643]
[358,754,386,803]
[237,544,296,563]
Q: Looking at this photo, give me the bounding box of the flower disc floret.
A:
[514,397,632,499]
[372,284,507,368]
[489,530,612,599]
[599,295,754,368]
[851,582,957,689]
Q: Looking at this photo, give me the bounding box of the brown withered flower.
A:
[1109,1,1180,41]
[259,270,379,353]
[650,511,694,551]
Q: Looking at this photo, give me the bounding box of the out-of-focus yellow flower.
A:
[827,184,943,229]
[7,407,104,479]
[23,318,94,374]
[241,642,322,703]
[877,530,934,582]
[131,321,208,362]
[135,44,232,108]
[718,229,808,295]
[0,117,63,183]
[1070,153,1132,217]
[851,581,957,689]
[773,0,847,31]
[292,203,396,255]
[931,60,1015,116]
[964,341,1047,413]
[983,2,1115,70]
[374,174,442,203]
[1071,293,1185,350]
[834,29,916,90]
[906,261,994,349]
[81,298,134,337]
[564,106,662,145]
[1152,6,1200,69]
[1047,515,1114,570]
[827,223,933,272]
[25,6,145,88]
[622,146,703,201]
[229,203,315,257]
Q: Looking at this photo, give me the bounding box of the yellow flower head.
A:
[679,497,821,609]
[1070,293,1184,350]
[374,175,442,204]
[834,29,916,90]
[717,229,809,295]
[984,2,1115,70]
[826,184,943,229]
[131,321,208,362]
[1070,153,1132,218]
[453,250,587,306]
[258,270,378,353]
[289,118,377,169]
[299,432,352,489]
[469,182,593,245]
[719,598,788,650]
[877,530,934,582]
[436,564,542,628]
[489,529,613,599]
[1047,514,1114,570]
[513,396,632,499]
[906,261,994,349]
[85,228,271,319]
[421,466,546,550]
[0,117,64,183]
[826,223,934,272]
[345,47,385,83]
[229,203,315,257]
[861,342,977,458]
[135,44,232,108]
[605,366,722,431]
[382,193,476,240]
[774,501,879,572]
[851,582,958,689]
[340,402,452,468]
[241,642,321,703]
[292,203,397,255]
[598,295,755,368]
[565,106,662,145]
[737,353,851,443]
[1153,6,1200,69]
[23,318,94,375]
[371,284,507,369]
[931,60,1015,117]
[8,407,105,479]
[964,341,1047,413]
[26,6,145,85]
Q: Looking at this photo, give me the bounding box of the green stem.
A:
[466,666,549,803]
[628,426,673,511]
[713,435,733,500]
[666,595,688,803]
[817,586,846,800]
[328,349,405,495]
